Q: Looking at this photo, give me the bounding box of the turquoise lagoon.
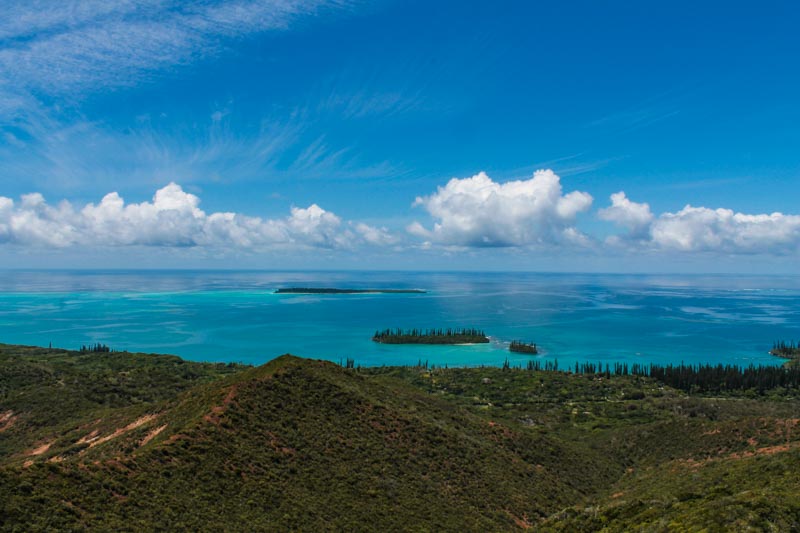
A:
[0,270,798,368]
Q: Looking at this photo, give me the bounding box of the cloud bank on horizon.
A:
[0,183,391,251]
[1,171,798,257]
[601,191,800,255]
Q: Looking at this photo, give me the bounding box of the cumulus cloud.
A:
[602,191,800,254]
[353,222,397,246]
[651,206,800,253]
[409,170,593,247]
[0,183,392,251]
[598,191,654,238]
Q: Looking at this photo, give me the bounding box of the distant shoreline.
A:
[275,288,426,294]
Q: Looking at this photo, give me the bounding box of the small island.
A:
[275,288,426,294]
[771,341,800,359]
[509,340,538,354]
[372,328,489,344]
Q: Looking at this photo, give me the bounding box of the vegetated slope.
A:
[369,366,800,531]
[0,343,247,463]
[543,446,800,532]
[3,344,800,531]
[1,349,614,531]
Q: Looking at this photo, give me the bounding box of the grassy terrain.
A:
[2,343,800,531]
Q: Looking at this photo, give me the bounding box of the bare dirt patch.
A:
[28,441,53,456]
[76,429,100,445]
[89,414,159,448]
[139,424,168,447]
[0,410,16,433]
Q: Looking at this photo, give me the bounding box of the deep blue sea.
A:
[1,270,798,368]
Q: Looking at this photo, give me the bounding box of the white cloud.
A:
[0,182,392,251]
[651,206,800,254]
[285,204,347,248]
[354,222,397,246]
[598,191,653,238]
[409,170,593,247]
[602,191,800,254]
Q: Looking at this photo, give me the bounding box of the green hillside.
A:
[2,343,800,531]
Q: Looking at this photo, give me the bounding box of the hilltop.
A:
[2,343,800,530]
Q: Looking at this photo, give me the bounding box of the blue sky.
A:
[1,0,799,272]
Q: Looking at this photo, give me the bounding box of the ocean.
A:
[0,270,798,368]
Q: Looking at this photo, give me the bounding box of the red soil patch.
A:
[265,431,295,456]
[729,443,792,460]
[166,433,191,445]
[223,386,238,406]
[204,385,239,425]
[487,420,515,439]
[506,510,533,529]
[103,459,131,473]
[679,440,799,470]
